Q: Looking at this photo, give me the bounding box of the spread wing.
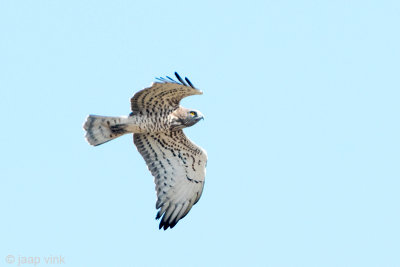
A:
[130,72,202,114]
[134,130,207,230]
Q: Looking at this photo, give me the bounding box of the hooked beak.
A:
[194,115,204,122]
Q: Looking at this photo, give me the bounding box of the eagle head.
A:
[170,108,204,130]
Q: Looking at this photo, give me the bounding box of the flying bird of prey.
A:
[83,72,207,230]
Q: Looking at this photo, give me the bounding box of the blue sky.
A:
[1,0,399,266]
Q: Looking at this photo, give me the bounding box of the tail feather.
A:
[83,115,129,146]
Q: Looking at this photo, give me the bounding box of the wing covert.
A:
[133,130,207,230]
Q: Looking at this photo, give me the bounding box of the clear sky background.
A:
[1,1,399,266]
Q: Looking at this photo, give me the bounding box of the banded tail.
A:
[83,115,129,146]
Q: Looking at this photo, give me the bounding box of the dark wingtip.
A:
[169,221,178,229]
[175,72,188,86]
[158,218,173,230]
[155,77,169,83]
[185,77,195,88]
[157,72,195,89]
[166,76,176,82]
[159,219,169,230]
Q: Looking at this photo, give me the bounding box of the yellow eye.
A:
[190,111,196,116]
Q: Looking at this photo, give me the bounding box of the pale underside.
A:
[130,73,207,229]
